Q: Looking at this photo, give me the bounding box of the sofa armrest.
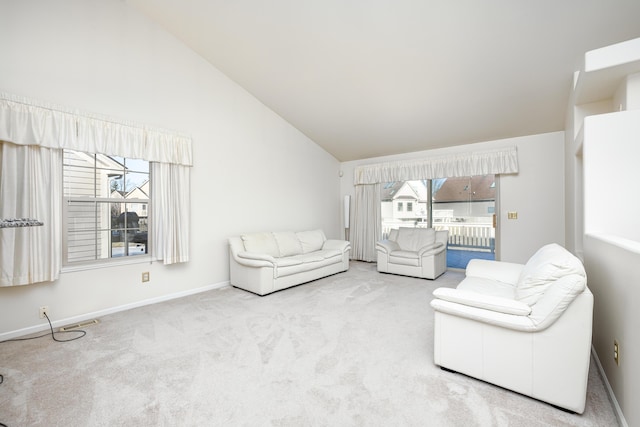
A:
[418,242,445,257]
[431,298,535,331]
[465,259,524,285]
[376,240,400,254]
[322,239,350,252]
[235,251,276,268]
[433,288,531,316]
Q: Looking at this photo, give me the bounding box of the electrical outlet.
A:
[142,272,150,283]
[614,340,620,366]
[39,306,49,319]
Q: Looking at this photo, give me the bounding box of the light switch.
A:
[507,211,518,220]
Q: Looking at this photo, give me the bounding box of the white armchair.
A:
[430,243,593,413]
[376,227,448,279]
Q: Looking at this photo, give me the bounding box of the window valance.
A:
[353,146,518,185]
[0,92,192,166]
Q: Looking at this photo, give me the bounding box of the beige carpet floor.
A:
[0,261,618,426]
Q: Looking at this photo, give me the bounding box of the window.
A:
[397,202,404,212]
[63,150,150,265]
[407,202,413,212]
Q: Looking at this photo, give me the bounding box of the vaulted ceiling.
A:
[128,0,640,161]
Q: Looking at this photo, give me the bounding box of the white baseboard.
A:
[592,345,627,427]
[0,280,230,342]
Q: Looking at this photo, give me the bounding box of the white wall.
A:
[581,109,640,427]
[584,111,640,242]
[584,235,640,427]
[566,38,640,426]
[0,0,341,337]
[340,132,566,264]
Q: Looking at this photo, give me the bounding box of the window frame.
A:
[62,150,152,269]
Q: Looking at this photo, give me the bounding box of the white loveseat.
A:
[430,243,593,413]
[376,227,448,279]
[228,229,350,296]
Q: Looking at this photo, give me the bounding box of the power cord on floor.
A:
[0,312,86,344]
[0,314,86,427]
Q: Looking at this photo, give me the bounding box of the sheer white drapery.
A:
[0,142,62,286]
[353,147,518,185]
[0,92,192,166]
[151,162,191,265]
[351,183,381,262]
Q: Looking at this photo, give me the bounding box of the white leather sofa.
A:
[431,243,593,413]
[376,227,448,279]
[228,229,350,296]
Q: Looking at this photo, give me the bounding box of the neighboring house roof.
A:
[433,175,495,202]
[381,180,427,202]
[380,182,402,201]
[126,185,148,199]
[382,176,496,203]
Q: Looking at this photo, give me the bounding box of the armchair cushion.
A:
[389,250,420,266]
[396,227,435,252]
[516,243,586,305]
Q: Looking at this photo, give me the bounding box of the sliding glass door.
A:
[381,175,497,269]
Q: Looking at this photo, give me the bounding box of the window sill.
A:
[61,255,154,273]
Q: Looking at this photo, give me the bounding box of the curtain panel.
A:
[151,162,191,265]
[0,142,62,286]
[351,183,381,262]
[0,92,192,166]
[354,147,518,185]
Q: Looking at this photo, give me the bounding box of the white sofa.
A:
[376,227,448,279]
[228,229,350,296]
[430,243,593,413]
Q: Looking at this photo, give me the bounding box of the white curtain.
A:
[351,183,381,262]
[151,162,190,265]
[0,141,62,286]
[354,147,518,184]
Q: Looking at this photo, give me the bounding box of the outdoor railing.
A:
[382,220,495,253]
[434,223,495,252]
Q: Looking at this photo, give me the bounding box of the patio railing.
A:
[382,220,495,253]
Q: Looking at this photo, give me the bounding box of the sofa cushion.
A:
[296,229,326,253]
[273,231,303,257]
[515,243,586,306]
[458,276,516,299]
[396,227,435,252]
[389,250,420,266]
[241,232,280,257]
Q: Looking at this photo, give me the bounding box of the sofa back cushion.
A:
[516,243,586,306]
[396,227,435,252]
[296,229,326,253]
[273,231,303,257]
[241,232,280,257]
